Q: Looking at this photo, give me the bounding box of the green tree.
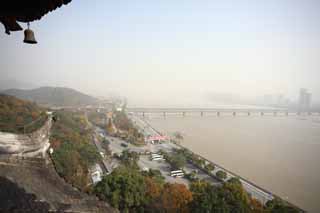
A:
[216,170,227,180]
[119,150,140,168]
[94,166,147,212]
[204,163,215,173]
[52,142,89,188]
[265,198,299,213]
[50,111,100,189]
[190,181,229,213]
[227,177,241,185]
[221,178,251,213]
[167,152,187,169]
[142,169,165,185]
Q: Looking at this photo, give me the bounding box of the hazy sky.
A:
[1,0,320,106]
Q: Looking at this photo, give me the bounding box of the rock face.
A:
[0,157,117,212]
[0,176,50,212]
[0,117,52,157]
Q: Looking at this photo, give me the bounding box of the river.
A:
[146,114,320,212]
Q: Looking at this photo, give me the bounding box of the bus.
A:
[152,157,164,161]
[170,170,184,177]
[175,173,184,178]
[170,170,183,174]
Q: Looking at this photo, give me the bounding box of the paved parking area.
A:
[138,155,190,186]
[98,125,219,187]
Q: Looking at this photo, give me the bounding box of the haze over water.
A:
[147,114,320,212]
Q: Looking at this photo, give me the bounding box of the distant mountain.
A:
[0,78,38,91]
[1,87,99,107]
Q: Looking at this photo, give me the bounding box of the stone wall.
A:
[0,117,52,158]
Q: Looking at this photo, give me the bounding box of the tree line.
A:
[94,150,299,213]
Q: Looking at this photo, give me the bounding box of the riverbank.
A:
[131,114,305,212]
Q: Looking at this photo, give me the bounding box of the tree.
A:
[250,198,263,213]
[145,177,162,203]
[155,183,193,213]
[173,132,184,140]
[185,170,198,181]
[227,177,241,185]
[119,150,140,168]
[106,118,115,135]
[78,142,101,165]
[143,169,165,185]
[94,166,147,212]
[191,155,206,168]
[265,198,299,213]
[221,178,251,212]
[52,145,89,189]
[190,181,228,213]
[168,152,187,169]
[16,116,24,126]
[204,163,215,173]
[216,170,227,180]
[50,111,100,189]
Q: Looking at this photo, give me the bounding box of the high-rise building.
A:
[299,88,312,110]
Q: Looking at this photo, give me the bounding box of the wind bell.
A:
[23,22,37,44]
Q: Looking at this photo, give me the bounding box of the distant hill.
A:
[0,78,37,91]
[0,95,47,134]
[1,87,99,107]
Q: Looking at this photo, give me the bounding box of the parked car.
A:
[121,143,128,148]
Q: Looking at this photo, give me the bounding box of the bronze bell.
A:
[23,23,37,44]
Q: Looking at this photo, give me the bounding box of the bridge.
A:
[127,107,320,117]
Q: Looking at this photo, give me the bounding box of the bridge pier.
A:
[201,111,203,117]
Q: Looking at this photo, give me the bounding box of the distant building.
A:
[299,88,312,110]
[89,164,103,184]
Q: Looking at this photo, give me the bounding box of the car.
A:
[142,167,149,171]
[121,143,128,147]
[99,152,105,158]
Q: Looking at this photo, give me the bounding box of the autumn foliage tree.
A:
[0,95,46,133]
[154,183,193,213]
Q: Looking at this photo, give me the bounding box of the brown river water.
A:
[147,114,320,212]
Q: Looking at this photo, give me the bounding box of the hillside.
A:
[1,87,98,107]
[0,95,47,134]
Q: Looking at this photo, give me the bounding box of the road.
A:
[90,118,219,186]
[128,113,275,204]
[84,112,119,174]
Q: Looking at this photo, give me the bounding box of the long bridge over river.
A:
[127,107,320,117]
